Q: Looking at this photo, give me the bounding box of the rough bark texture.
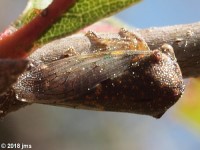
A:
[0,22,200,118]
[0,59,28,118]
[0,88,28,118]
[138,22,200,78]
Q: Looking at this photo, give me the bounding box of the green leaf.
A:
[14,0,141,45]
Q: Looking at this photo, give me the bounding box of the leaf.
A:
[14,0,141,46]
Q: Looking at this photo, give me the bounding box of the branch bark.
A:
[138,22,200,78]
[1,22,200,118]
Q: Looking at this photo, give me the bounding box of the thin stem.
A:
[0,0,75,59]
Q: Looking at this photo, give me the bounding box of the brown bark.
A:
[1,22,200,118]
[138,22,200,78]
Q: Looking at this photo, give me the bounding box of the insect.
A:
[13,29,184,118]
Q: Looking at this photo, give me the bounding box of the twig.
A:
[0,60,28,118]
[1,22,199,118]
[138,22,200,78]
[30,22,200,78]
[0,0,75,59]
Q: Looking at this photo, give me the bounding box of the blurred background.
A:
[1,0,200,150]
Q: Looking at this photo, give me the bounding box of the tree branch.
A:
[138,22,200,78]
[1,22,199,118]
[28,22,200,78]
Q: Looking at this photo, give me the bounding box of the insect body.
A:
[14,29,184,118]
